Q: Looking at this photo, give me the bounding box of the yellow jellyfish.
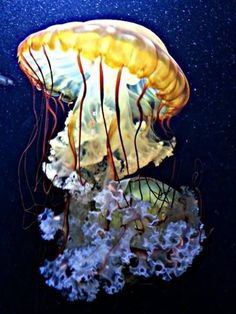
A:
[17,20,189,186]
[17,21,206,303]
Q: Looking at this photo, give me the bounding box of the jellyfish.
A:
[17,20,189,186]
[17,20,204,302]
[0,74,14,86]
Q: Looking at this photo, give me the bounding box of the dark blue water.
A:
[0,1,235,313]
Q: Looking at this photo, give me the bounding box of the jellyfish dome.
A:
[17,20,204,302]
[18,20,189,184]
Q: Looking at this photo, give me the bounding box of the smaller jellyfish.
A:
[17,20,204,302]
[0,74,14,86]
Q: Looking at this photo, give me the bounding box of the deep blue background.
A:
[0,1,235,313]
